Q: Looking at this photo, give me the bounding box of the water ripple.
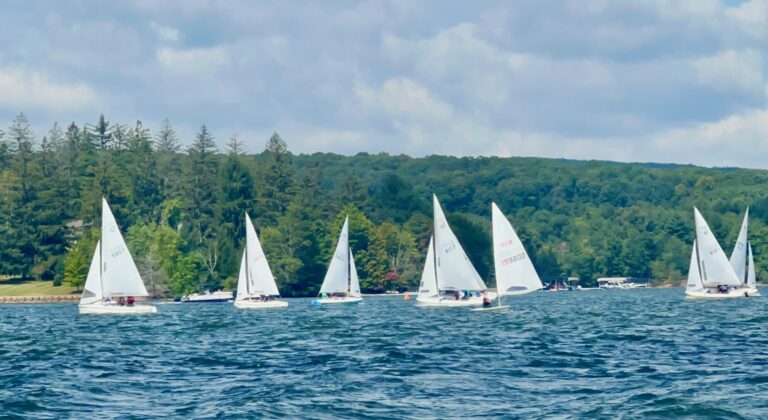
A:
[1,289,767,418]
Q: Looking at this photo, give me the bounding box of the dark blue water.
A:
[1,289,767,418]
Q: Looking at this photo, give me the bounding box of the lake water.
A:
[1,288,767,418]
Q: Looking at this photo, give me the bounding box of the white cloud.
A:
[726,0,768,39]
[150,22,180,42]
[693,49,764,94]
[156,46,230,74]
[0,68,97,112]
[354,78,453,122]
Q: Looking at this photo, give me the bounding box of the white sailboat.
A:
[234,213,288,309]
[685,208,749,299]
[417,195,495,307]
[476,203,543,311]
[729,209,760,296]
[79,198,157,314]
[314,217,363,305]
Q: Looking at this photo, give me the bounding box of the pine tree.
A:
[226,134,244,155]
[155,118,180,153]
[218,153,255,278]
[258,132,294,225]
[5,113,40,279]
[155,118,182,199]
[185,125,220,290]
[126,120,162,223]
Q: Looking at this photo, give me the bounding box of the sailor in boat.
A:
[482,291,491,307]
[118,297,126,306]
[127,296,135,306]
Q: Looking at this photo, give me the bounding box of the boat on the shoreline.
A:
[183,290,234,303]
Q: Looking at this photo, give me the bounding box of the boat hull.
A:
[79,303,157,314]
[312,296,363,305]
[234,299,289,309]
[417,292,497,307]
[685,288,754,300]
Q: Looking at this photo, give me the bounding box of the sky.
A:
[0,0,766,168]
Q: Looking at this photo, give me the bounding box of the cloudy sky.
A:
[0,0,767,167]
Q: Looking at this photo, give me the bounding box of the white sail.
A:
[80,241,103,305]
[235,252,249,300]
[492,203,543,295]
[729,208,749,283]
[686,240,704,291]
[694,207,740,287]
[349,249,361,297]
[433,195,487,291]
[418,237,439,299]
[101,198,149,297]
[244,214,280,296]
[747,242,756,288]
[320,217,351,294]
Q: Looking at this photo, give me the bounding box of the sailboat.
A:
[729,208,760,296]
[417,195,495,307]
[234,213,288,309]
[685,207,749,299]
[79,198,157,314]
[314,216,363,305]
[475,203,543,311]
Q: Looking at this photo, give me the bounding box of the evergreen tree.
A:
[5,113,40,279]
[185,124,220,290]
[258,132,294,225]
[218,153,255,279]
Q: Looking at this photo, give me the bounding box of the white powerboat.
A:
[184,290,234,303]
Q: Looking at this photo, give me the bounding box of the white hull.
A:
[313,296,363,305]
[79,303,157,314]
[234,299,289,309]
[685,288,754,300]
[744,287,760,296]
[417,292,497,307]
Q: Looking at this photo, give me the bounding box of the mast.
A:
[99,238,104,299]
[244,233,251,296]
[347,231,352,295]
[695,239,704,283]
[432,233,439,294]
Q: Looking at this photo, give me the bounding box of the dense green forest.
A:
[0,113,766,297]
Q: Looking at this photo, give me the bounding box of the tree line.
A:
[0,113,766,296]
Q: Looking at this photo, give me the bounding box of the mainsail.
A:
[432,195,486,291]
[492,203,543,295]
[694,207,740,287]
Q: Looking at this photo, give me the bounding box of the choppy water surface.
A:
[1,288,768,418]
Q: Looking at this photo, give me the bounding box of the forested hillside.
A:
[1,113,766,297]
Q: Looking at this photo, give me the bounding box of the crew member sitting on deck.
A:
[127,296,135,306]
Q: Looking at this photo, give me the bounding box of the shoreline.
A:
[0,295,79,304]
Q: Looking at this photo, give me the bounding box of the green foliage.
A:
[4,113,768,296]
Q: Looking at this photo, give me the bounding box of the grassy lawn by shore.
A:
[0,278,77,296]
